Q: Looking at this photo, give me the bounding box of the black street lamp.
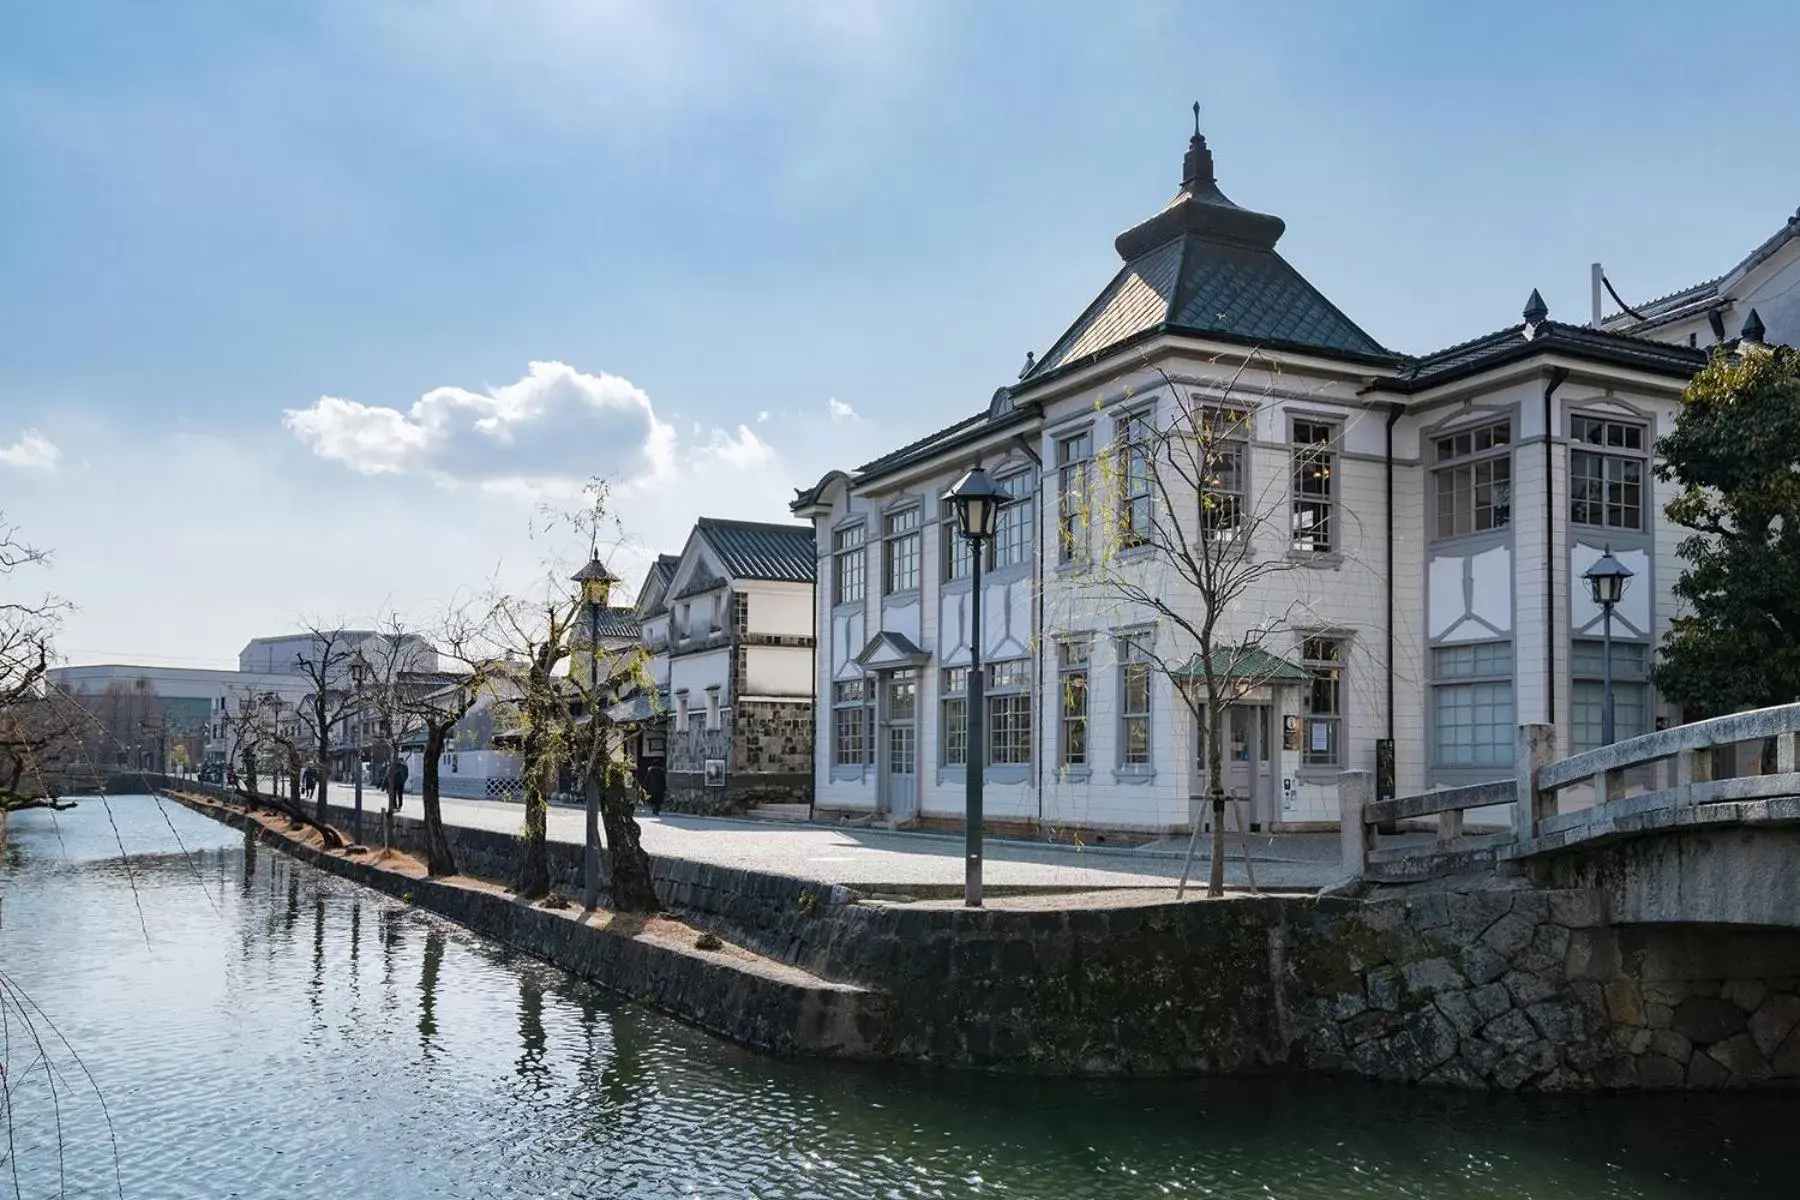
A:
[349,654,369,844]
[1583,545,1635,745]
[573,556,621,911]
[945,464,1010,908]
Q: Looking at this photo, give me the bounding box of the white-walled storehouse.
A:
[1599,206,1800,351]
[619,519,817,813]
[794,122,1708,838]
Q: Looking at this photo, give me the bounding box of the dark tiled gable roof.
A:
[649,554,680,588]
[1026,126,1389,381]
[1607,205,1800,329]
[590,607,640,639]
[695,517,815,583]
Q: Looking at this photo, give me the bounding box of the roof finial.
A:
[1182,105,1215,191]
[1741,307,1766,344]
[1523,287,1549,326]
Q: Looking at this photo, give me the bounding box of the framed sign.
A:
[703,759,726,788]
[1282,714,1301,751]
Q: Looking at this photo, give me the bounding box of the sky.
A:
[3,0,1798,669]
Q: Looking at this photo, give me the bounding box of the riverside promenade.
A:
[320,782,1351,892]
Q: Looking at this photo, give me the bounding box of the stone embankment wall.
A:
[170,792,888,1059]
[155,779,1800,1089]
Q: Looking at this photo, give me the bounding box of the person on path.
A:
[643,760,666,817]
[390,757,409,813]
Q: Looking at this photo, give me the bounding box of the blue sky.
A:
[3,0,1797,667]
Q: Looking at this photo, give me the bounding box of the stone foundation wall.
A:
[163,779,1800,1089]
[734,700,812,779]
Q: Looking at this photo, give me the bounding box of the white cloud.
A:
[699,425,777,469]
[827,398,858,422]
[0,430,60,472]
[283,361,673,487]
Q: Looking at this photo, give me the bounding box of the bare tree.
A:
[0,516,76,813]
[399,605,491,876]
[485,594,577,900]
[481,480,659,909]
[1069,359,1337,897]
[225,688,345,848]
[288,622,364,825]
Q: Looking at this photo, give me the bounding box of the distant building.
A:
[47,663,308,770]
[1597,205,1800,349]
[238,631,438,677]
[620,518,816,814]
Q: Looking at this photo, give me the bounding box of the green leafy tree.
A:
[1655,344,1800,715]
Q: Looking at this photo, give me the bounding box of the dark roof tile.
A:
[694,518,815,583]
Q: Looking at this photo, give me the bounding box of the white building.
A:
[622,518,816,813]
[238,631,438,678]
[48,663,310,769]
[794,121,1708,838]
[1598,205,1800,350]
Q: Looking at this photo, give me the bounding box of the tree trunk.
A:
[1207,702,1226,898]
[314,725,330,825]
[420,723,458,877]
[516,752,552,899]
[599,737,657,911]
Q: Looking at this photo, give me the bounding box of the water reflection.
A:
[418,927,444,1053]
[1,797,1798,1200]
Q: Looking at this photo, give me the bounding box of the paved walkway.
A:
[322,782,1354,892]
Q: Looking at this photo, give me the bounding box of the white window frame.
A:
[1569,415,1647,531]
[985,659,1032,767]
[1301,636,1344,768]
[1116,407,1156,548]
[833,523,867,607]
[1432,418,1513,540]
[882,506,922,596]
[1198,407,1250,545]
[1057,430,1094,563]
[1431,643,1514,769]
[1571,639,1650,753]
[1118,635,1153,769]
[832,679,870,767]
[1290,418,1337,554]
[940,667,968,766]
[1057,639,1091,769]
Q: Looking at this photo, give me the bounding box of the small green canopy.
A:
[1169,645,1308,683]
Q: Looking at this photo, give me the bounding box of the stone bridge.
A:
[1342,703,1800,929]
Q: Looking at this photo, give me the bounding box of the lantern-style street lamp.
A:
[349,654,369,844]
[945,464,1010,908]
[572,555,620,911]
[1583,546,1635,745]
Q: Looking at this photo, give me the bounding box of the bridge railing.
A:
[1520,702,1800,853]
[1340,702,1800,880]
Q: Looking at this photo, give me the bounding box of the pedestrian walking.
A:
[390,758,409,813]
[643,759,666,817]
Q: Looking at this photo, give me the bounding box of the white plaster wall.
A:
[669,648,729,699]
[744,645,812,697]
[748,582,814,637]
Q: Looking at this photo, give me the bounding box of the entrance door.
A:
[1225,705,1272,832]
[882,669,918,821]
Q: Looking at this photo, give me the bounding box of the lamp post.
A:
[946,464,1010,908]
[573,556,621,912]
[349,655,369,844]
[1583,546,1635,746]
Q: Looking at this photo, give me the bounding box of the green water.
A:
[1,796,1794,1198]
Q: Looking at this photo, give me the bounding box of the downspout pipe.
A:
[1384,404,1402,751]
[1543,368,1569,729]
[1013,432,1046,828]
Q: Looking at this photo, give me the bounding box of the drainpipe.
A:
[1543,368,1569,729]
[809,544,820,821]
[1384,404,1402,750]
[1013,432,1046,829]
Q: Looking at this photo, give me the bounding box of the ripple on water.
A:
[2,797,1798,1198]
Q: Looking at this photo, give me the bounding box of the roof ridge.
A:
[695,516,812,533]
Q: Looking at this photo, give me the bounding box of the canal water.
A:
[2,797,1796,1199]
